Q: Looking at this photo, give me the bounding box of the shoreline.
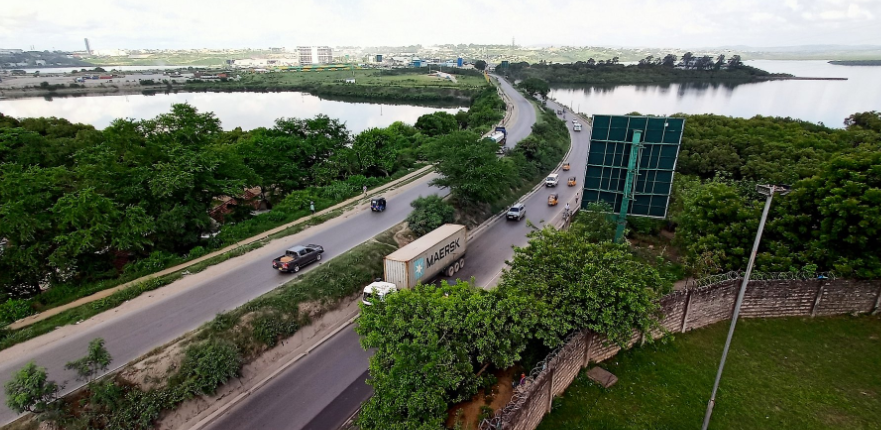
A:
[0,84,474,107]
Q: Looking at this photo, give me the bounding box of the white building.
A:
[297,46,333,65]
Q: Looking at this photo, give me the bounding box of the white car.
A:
[545,174,559,187]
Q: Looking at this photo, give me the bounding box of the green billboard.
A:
[582,115,685,219]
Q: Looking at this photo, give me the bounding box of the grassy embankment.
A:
[537,315,881,430]
[183,69,487,104]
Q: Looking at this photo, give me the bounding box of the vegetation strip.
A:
[4,164,433,331]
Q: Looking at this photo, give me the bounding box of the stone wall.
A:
[478,278,881,430]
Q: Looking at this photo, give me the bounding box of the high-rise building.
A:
[297,46,333,65]
[84,38,92,55]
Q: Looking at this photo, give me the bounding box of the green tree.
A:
[771,148,881,278]
[356,281,533,430]
[570,202,616,243]
[352,127,399,177]
[414,111,458,136]
[499,227,667,346]
[473,60,487,71]
[65,337,113,382]
[518,77,550,98]
[844,111,881,132]
[4,362,59,414]
[425,131,513,205]
[405,195,455,237]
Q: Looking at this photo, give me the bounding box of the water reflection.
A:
[549,60,880,127]
[0,91,467,132]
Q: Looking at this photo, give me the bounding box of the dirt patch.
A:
[297,300,327,320]
[454,202,494,229]
[120,340,188,391]
[446,367,519,430]
[393,224,417,248]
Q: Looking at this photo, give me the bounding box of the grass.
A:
[183,69,488,104]
[537,315,881,430]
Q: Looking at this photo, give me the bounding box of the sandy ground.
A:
[0,72,196,99]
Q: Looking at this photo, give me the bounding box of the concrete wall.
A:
[479,278,881,430]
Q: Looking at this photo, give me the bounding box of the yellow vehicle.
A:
[562,162,571,171]
[567,177,577,186]
[548,193,559,206]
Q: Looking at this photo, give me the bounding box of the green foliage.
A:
[415,111,459,136]
[425,131,514,205]
[4,362,58,414]
[518,77,550,98]
[65,337,113,382]
[0,299,34,325]
[356,281,534,430]
[507,60,783,85]
[571,202,616,243]
[474,60,487,71]
[357,225,666,429]
[173,337,241,396]
[500,227,667,346]
[405,195,456,237]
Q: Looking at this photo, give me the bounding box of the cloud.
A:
[3,0,880,50]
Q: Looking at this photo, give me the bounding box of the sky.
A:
[2,0,880,51]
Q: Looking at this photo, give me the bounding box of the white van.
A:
[545,174,559,187]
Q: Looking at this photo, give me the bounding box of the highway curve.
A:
[203,82,588,430]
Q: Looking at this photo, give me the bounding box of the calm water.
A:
[549,60,881,127]
[0,92,466,132]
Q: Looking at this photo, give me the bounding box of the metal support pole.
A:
[615,130,642,243]
[701,186,778,430]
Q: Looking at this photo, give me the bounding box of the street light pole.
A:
[701,184,790,430]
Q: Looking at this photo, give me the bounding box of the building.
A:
[297,46,333,65]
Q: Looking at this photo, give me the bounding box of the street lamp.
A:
[701,184,790,430]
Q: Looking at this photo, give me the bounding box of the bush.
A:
[0,299,34,325]
[123,251,181,276]
[187,246,209,259]
[173,337,241,397]
[406,195,455,237]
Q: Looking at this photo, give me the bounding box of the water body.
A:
[548,60,880,127]
[0,91,466,133]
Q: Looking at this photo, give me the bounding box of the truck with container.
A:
[485,126,507,146]
[362,224,468,304]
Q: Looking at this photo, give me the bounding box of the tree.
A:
[414,111,458,136]
[473,60,487,71]
[662,54,678,67]
[844,111,881,132]
[771,148,881,278]
[352,127,399,177]
[65,338,113,383]
[4,362,59,414]
[681,52,694,68]
[499,227,667,346]
[425,131,513,205]
[356,281,534,430]
[518,77,550,98]
[405,195,455,237]
[570,202,616,242]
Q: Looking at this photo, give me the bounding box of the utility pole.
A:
[701,184,790,429]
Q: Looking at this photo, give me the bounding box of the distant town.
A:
[3,42,881,72]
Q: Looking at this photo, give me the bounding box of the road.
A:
[204,85,590,430]
[0,76,537,426]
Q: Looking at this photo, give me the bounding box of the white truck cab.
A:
[362,281,398,305]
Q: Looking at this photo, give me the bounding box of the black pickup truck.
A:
[272,244,324,273]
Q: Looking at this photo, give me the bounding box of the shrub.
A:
[0,299,34,325]
[173,337,241,397]
[406,195,455,237]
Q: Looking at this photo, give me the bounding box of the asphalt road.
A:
[204,83,589,430]
[0,175,449,424]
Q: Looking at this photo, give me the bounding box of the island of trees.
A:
[504,53,793,84]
